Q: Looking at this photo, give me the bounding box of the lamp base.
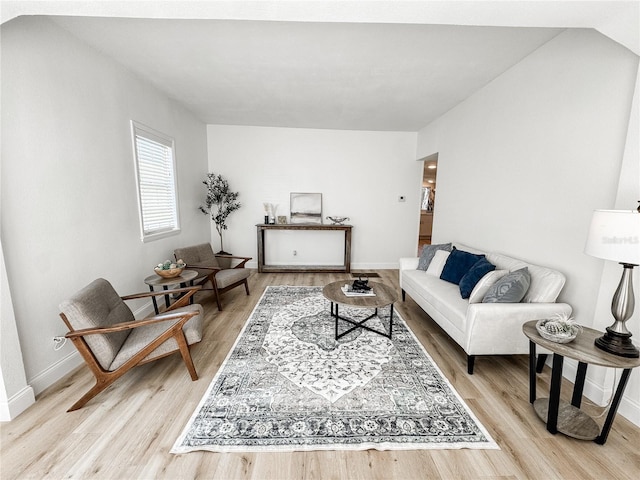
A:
[595,328,639,358]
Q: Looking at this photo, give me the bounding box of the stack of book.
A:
[341,284,376,297]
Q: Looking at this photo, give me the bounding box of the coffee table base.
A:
[330,302,394,340]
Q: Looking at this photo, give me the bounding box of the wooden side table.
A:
[523,320,640,444]
[143,269,198,314]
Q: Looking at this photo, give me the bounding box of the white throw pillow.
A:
[426,250,451,277]
[468,269,509,303]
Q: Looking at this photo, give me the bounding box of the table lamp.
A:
[584,209,640,358]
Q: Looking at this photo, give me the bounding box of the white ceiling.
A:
[4,1,639,132]
[50,17,562,131]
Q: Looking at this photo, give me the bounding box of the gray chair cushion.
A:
[109,304,203,371]
[174,243,219,283]
[214,268,250,289]
[59,278,133,370]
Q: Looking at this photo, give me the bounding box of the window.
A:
[131,121,180,242]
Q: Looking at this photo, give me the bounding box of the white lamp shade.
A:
[584,210,640,265]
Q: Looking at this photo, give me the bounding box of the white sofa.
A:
[399,243,572,374]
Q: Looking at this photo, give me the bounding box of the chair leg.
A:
[175,332,198,381]
[212,281,223,311]
[67,377,114,412]
[244,279,250,295]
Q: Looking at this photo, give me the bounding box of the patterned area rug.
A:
[172,286,498,453]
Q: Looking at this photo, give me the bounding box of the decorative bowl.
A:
[536,318,581,344]
[154,261,186,278]
[326,216,350,225]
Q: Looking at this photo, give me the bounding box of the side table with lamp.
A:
[523,207,640,445]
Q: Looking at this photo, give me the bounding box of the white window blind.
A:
[131,121,180,241]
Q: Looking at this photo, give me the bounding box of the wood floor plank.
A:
[1,269,638,479]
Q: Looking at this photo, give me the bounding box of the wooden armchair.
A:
[59,278,204,412]
[174,243,251,311]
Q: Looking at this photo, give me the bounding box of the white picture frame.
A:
[290,192,322,224]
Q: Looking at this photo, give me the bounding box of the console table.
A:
[523,320,640,445]
[256,224,352,273]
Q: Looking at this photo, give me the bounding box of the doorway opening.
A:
[418,153,438,254]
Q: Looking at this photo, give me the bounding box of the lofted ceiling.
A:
[4,1,639,132]
[50,17,561,131]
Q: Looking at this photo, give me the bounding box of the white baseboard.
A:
[247,262,399,270]
[29,350,83,396]
[0,385,36,421]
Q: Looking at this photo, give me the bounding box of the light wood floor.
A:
[2,270,639,479]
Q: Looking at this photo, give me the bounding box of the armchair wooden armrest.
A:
[187,263,222,273]
[65,310,199,338]
[121,285,202,301]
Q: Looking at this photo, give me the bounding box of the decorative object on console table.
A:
[277,215,288,224]
[584,209,640,358]
[290,192,322,224]
[199,172,241,268]
[326,216,350,225]
[263,203,278,224]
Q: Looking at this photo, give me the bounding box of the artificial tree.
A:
[199,173,241,255]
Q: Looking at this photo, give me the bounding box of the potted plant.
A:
[199,173,241,267]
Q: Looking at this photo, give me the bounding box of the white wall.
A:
[0,17,210,413]
[206,125,420,268]
[417,29,640,423]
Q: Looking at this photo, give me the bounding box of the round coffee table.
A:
[144,269,198,314]
[322,281,399,340]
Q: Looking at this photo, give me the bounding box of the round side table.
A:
[144,269,198,314]
[523,320,640,444]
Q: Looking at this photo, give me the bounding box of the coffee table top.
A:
[322,281,398,309]
[143,269,198,287]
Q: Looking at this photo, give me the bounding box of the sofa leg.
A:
[401,289,406,302]
[467,355,475,375]
[536,354,548,373]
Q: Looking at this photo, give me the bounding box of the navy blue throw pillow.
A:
[459,258,496,299]
[440,248,485,285]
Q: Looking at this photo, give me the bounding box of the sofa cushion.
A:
[483,267,531,303]
[459,258,496,299]
[469,270,509,303]
[440,249,485,285]
[402,269,468,333]
[426,250,450,276]
[417,243,452,271]
[487,253,566,303]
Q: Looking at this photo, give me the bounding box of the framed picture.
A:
[290,193,322,224]
[277,215,288,224]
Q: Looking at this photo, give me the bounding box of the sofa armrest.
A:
[399,257,419,271]
[463,302,573,355]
